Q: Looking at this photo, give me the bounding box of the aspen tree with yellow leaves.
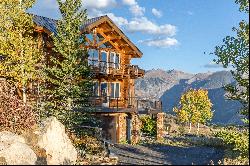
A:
[174,89,213,134]
[0,0,42,105]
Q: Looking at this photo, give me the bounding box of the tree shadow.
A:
[111,143,224,165]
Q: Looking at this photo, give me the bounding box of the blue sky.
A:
[28,0,248,74]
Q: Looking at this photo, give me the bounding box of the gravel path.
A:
[109,143,224,165]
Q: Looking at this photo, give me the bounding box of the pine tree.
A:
[41,0,93,128]
[0,0,42,105]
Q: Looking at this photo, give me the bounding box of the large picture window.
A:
[111,83,120,98]
[88,49,99,66]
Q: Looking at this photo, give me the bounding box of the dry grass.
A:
[218,149,249,165]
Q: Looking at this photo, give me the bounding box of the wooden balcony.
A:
[88,60,144,79]
[129,65,145,79]
[87,96,162,114]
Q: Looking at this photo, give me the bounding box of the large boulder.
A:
[0,131,37,165]
[37,117,77,165]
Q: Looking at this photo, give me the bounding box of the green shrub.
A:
[140,115,157,136]
[215,128,249,158]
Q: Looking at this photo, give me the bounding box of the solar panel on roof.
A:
[32,14,104,34]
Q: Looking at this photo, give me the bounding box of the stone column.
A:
[131,114,141,145]
[117,114,127,143]
[157,113,165,141]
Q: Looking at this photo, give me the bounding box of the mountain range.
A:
[135,69,243,125]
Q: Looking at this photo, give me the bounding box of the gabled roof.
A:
[32,15,142,58]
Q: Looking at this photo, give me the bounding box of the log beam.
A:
[97,29,125,53]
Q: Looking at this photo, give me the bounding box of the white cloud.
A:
[106,13,129,26]
[121,0,145,16]
[87,8,103,18]
[204,62,224,68]
[87,10,128,27]
[125,17,177,36]
[139,38,179,48]
[152,8,162,18]
[83,0,117,9]
[129,4,145,16]
[122,0,136,5]
[87,12,177,37]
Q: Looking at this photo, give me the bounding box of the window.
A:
[111,83,120,98]
[101,51,107,62]
[86,34,93,41]
[100,41,112,49]
[88,49,99,66]
[97,34,104,44]
[110,52,120,69]
[100,51,108,73]
[92,82,99,96]
[115,54,120,69]
[101,83,108,97]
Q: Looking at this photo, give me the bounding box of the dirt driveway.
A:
[109,143,224,165]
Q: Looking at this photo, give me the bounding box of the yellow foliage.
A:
[174,89,213,125]
[0,0,42,103]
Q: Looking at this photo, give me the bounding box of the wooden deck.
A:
[89,60,144,79]
[79,96,163,114]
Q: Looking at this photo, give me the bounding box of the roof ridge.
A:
[28,13,58,21]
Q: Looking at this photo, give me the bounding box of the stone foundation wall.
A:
[156,113,165,141]
[131,114,141,145]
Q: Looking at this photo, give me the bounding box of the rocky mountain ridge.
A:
[135,69,243,125]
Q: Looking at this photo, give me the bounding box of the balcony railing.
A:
[88,60,145,78]
[88,96,162,113]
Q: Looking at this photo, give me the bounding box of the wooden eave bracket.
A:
[85,17,142,58]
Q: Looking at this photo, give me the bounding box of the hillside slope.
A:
[135,69,243,124]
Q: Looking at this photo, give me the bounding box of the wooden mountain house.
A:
[32,15,163,144]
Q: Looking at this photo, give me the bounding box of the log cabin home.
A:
[31,15,164,144]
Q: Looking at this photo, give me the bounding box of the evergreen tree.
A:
[213,0,249,123]
[0,0,42,105]
[41,0,93,128]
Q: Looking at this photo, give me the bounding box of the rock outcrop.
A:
[37,117,77,165]
[0,131,37,165]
